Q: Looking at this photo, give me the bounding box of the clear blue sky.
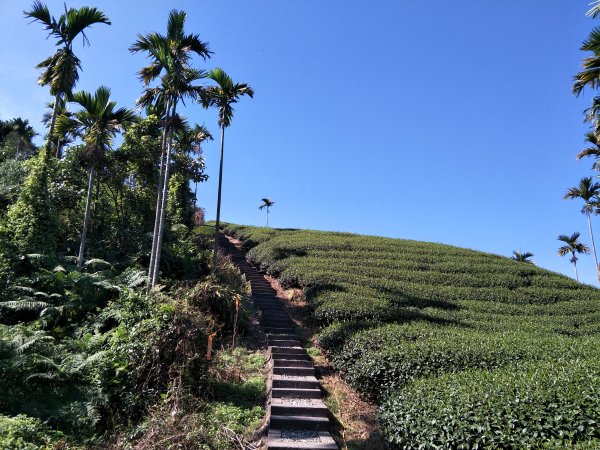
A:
[1,1,599,284]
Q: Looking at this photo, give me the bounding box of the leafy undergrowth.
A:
[0,227,267,449]
[224,224,600,448]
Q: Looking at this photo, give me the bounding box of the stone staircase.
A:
[219,235,339,450]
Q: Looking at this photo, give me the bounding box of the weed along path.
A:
[219,234,339,450]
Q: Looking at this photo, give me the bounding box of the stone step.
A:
[271,347,306,355]
[271,398,329,418]
[263,320,294,327]
[269,415,330,431]
[273,359,313,368]
[263,313,291,320]
[267,333,298,339]
[265,326,295,334]
[271,387,322,399]
[273,367,315,377]
[272,375,320,390]
[272,352,312,361]
[267,429,338,450]
[268,339,301,347]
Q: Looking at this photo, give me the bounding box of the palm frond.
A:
[24,1,55,33]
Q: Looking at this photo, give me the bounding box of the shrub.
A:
[380,359,600,449]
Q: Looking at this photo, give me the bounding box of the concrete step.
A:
[271,398,329,417]
[272,352,312,361]
[271,387,322,399]
[272,375,320,390]
[264,326,295,333]
[267,333,298,339]
[267,429,338,449]
[268,339,301,347]
[271,347,306,355]
[273,366,315,377]
[269,415,330,431]
[273,359,313,368]
[263,313,291,320]
[263,320,294,328]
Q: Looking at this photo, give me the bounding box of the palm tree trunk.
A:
[77,165,95,269]
[44,93,61,166]
[573,256,579,282]
[213,125,226,268]
[148,99,171,282]
[266,207,269,227]
[55,137,62,158]
[586,211,600,282]
[151,101,177,287]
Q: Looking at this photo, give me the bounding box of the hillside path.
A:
[218,234,339,450]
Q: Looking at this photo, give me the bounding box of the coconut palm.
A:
[202,68,254,266]
[130,9,211,287]
[259,198,275,227]
[511,251,534,264]
[564,177,600,281]
[55,86,136,269]
[557,232,590,282]
[24,1,110,162]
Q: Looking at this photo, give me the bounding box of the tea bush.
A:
[224,224,600,446]
[380,359,600,449]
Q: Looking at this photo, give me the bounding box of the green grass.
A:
[224,224,600,448]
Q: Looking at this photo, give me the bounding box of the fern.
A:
[9,285,35,295]
[53,265,67,273]
[0,300,49,313]
[25,253,53,267]
[84,258,112,272]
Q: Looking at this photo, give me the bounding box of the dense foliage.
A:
[224,224,600,448]
[0,4,258,445]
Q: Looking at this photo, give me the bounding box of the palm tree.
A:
[576,132,600,171]
[130,9,211,287]
[202,68,254,266]
[7,119,37,159]
[259,198,275,227]
[564,177,600,281]
[24,1,110,163]
[557,232,590,282]
[511,251,534,264]
[55,86,136,269]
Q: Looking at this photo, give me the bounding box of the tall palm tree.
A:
[564,177,600,281]
[557,232,590,282]
[24,1,110,163]
[130,9,211,287]
[511,251,534,264]
[55,86,136,269]
[259,198,275,227]
[202,68,254,266]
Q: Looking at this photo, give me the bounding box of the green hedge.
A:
[380,359,600,449]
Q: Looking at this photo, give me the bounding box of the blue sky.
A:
[1,1,599,284]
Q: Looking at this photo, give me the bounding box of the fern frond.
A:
[83,258,112,271]
[1,300,49,312]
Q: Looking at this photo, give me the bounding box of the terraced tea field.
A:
[224,224,600,448]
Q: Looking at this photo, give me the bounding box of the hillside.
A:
[224,224,600,448]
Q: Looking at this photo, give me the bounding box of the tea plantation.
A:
[224,224,600,448]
